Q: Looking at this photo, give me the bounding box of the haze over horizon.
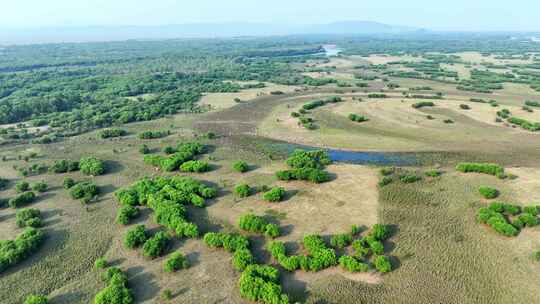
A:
[2,0,540,32]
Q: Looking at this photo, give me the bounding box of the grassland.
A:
[1,49,540,304]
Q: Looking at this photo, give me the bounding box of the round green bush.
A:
[80,157,106,176]
[164,252,188,272]
[263,187,286,202]
[234,184,251,198]
[232,160,249,173]
[31,181,48,193]
[478,186,499,199]
[142,231,171,258]
[124,225,148,249]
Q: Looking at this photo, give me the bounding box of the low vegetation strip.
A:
[0,228,45,273]
[455,162,505,178]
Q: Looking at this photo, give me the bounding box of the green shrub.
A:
[16,181,30,193]
[124,225,148,249]
[164,252,189,272]
[286,149,331,169]
[412,101,435,109]
[23,295,48,304]
[49,159,79,173]
[366,236,385,255]
[8,191,36,208]
[459,104,471,110]
[143,231,171,258]
[348,113,369,123]
[31,181,48,193]
[80,157,106,176]
[161,289,173,300]
[63,177,76,189]
[94,257,108,269]
[0,228,45,273]
[302,235,337,271]
[339,255,369,272]
[138,130,169,139]
[263,187,286,202]
[116,206,140,225]
[265,224,280,238]
[374,255,392,273]
[371,224,391,241]
[518,213,538,227]
[203,232,249,253]
[234,184,251,198]
[379,167,395,176]
[163,146,176,154]
[16,208,42,228]
[179,160,210,173]
[378,176,393,187]
[239,265,289,304]
[535,251,540,261]
[425,169,442,177]
[69,182,99,200]
[352,239,370,258]
[99,128,127,139]
[400,174,422,183]
[94,269,133,304]
[232,161,249,173]
[478,186,499,199]
[233,248,255,271]
[330,233,352,249]
[456,162,505,178]
[523,206,540,216]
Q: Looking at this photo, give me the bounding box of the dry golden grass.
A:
[200,82,299,110]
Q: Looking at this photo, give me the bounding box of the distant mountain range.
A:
[0,21,422,45]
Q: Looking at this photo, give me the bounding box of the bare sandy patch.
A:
[506,167,540,203]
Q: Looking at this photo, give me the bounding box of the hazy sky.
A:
[2,0,538,31]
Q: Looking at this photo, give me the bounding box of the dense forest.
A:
[1,34,540,143]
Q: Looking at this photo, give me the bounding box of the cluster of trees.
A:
[16,208,42,228]
[68,181,99,204]
[276,149,331,184]
[456,162,505,178]
[16,163,48,177]
[477,202,539,237]
[94,267,134,304]
[239,265,289,304]
[507,117,540,131]
[411,101,435,109]
[268,224,393,274]
[80,157,106,176]
[49,159,79,173]
[203,232,254,271]
[138,130,169,140]
[99,128,127,139]
[302,96,342,111]
[203,232,289,303]
[478,186,499,199]
[348,113,369,123]
[399,174,422,183]
[143,142,206,172]
[238,213,280,238]
[8,191,36,208]
[0,227,45,272]
[116,176,217,240]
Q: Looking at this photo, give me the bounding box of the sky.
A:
[1,0,538,31]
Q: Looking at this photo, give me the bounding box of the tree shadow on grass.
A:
[282,189,299,202]
[99,184,117,196]
[128,267,160,302]
[281,271,309,303]
[105,160,125,175]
